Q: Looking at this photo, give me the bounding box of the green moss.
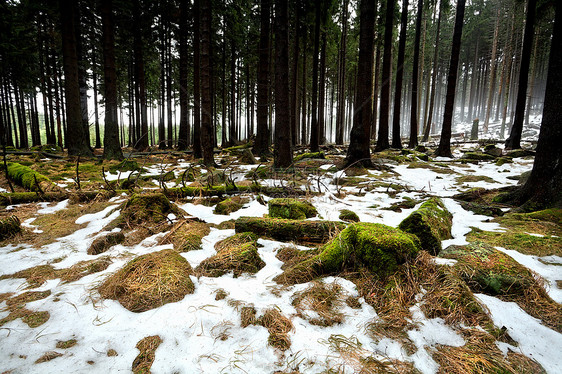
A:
[196,241,265,277]
[268,198,317,220]
[214,198,244,215]
[495,157,512,166]
[116,193,182,229]
[215,232,258,253]
[108,160,143,173]
[275,223,421,284]
[7,162,55,192]
[234,217,345,244]
[384,197,418,212]
[339,209,360,222]
[398,197,453,255]
[0,215,21,240]
[459,201,504,217]
[169,221,210,252]
[456,175,497,184]
[293,152,325,162]
[22,310,50,328]
[462,152,496,161]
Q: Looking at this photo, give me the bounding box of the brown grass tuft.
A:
[35,351,63,364]
[259,308,294,351]
[160,220,210,252]
[291,281,345,326]
[56,339,77,349]
[132,335,162,374]
[240,306,257,327]
[98,249,194,312]
[195,241,265,278]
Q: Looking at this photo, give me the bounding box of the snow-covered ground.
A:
[1,128,561,373]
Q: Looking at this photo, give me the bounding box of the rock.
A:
[459,201,504,217]
[274,223,421,284]
[484,145,503,157]
[339,209,360,222]
[398,197,453,255]
[88,232,125,255]
[268,198,317,220]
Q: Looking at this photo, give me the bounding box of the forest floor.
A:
[0,119,561,374]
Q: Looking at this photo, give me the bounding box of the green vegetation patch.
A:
[398,197,453,255]
[275,223,420,284]
[162,220,210,252]
[98,249,194,312]
[339,209,360,222]
[7,162,56,192]
[456,175,497,184]
[234,217,345,244]
[293,152,325,162]
[214,197,246,215]
[195,241,265,277]
[114,192,183,230]
[88,232,125,255]
[108,159,144,173]
[268,198,317,220]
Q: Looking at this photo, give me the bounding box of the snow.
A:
[475,294,562,374]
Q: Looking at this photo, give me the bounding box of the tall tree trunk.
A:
[335,0,348,145]
[524,29,539,127]
[76,5,90,149]
[255,0,271,156]
[273,0,292,168]
[166,25,173,148]
[422,0,442,142]
[391,0,409,148]
[500,15,516,138]
[371,44,382,140]
[200,0,214,166]
[345,0,375,167]
[318,32,327,145]
[178,0,189,150]
[290,6,300,146]
[435,0,466,157]
[60,0,93,156]
[505,0,537,149]
[409,0,424,148]
[301,33,307,145]
[101,0,123,160]
[484,7,501,132]
[133,0,148,150]
[309,4,321,152]
[192,0,202,158]
[376,0,395,151]
[229,40,237,145]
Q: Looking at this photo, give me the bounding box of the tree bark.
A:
[192,0,202,158]
[376,0,395,151]
[200,0,214,166]
[309,4,321,153]
[422,0,442,142]
[178,0,190,150]
[409,0,424,148]
[435,0,466,157]
[345,0,375,167]
[391,0,409,149]
[255,0,271,156]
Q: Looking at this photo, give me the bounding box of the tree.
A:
[505,0,537,150]
[255,0,271,157]
[273,0,292,168]
[177,0,190,150]
[391,0,409,149]
[200,0,215,166]
[509,0,561,209]
[435,0,466,157]
[132,0,148,151]
[101,0,123,160]
[409,0,424,149]
[345,0,375,167]
[192,0,202,158]
[60,0,93,157]
[375,0,395,151]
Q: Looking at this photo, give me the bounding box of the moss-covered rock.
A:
[88,232,125,255]
[7,162,56,192]
[495,157,512,166]
[214,197,245,215]
[0,215,21,241]
[462,152,496,161]
[98,249,194,312]
[195,233,265,277]
[268,198,317,220]
[275,223,421,284]
[338,209,360,222]
[293,152,325,162]
[235,217,345,244]
[398,197,453,255]
[459,201,504,217]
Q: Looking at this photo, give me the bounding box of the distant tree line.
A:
[0,0,557,167]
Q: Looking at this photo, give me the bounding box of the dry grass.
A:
[214,288,228,300]
[132,335,162,374]
[259,308,294,351]
[211,320,234,341]
[98,249,194,312]
[276,245,319,270]
[291,281,345,326]
[56,339,77,349]
[160,219,210,252]
[240,306,257,327]
[35,351,63,364]
[0,307,50,328]
[214,232,257,253]
[195,241,265,278]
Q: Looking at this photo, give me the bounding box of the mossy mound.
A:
[293,152,325,162]
[0,215,21,241]
[88,232,125,255]
[275,223,421,284]
[268,198,317,220]
[164,220,210,252]
[6,162,56,192]
[235,217,345,244]
[109,159,143,173]
[459,201,504,217]
[398,197,453,255]
[338,209,360,222]
[462,152,496,161]
[116,193,183,230]
[98,249,194,312]
[195,233,265,277]
[214,197,245,215]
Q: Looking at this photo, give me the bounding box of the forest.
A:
[0,0,561,373]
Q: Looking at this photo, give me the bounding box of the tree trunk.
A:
[273,0,292,168]
[178,0,189,150]
[505,0,537,149]
[192,0,202,158]
[75,5,90,150]
[318,31,327,145]
[101,0,123,160]
[435,0,466,157]
[60,0,92,157]
[255,0,271,156]
[200,0,214,166]
[422,0,442,142]
[391,0,408,147]
[409,0,424,148]
[335,0,348,146]
[376,0,395,151]
[290,6,300,147]
[483,8,501,132]
[345,0,375,167]
[309,4,321,153]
